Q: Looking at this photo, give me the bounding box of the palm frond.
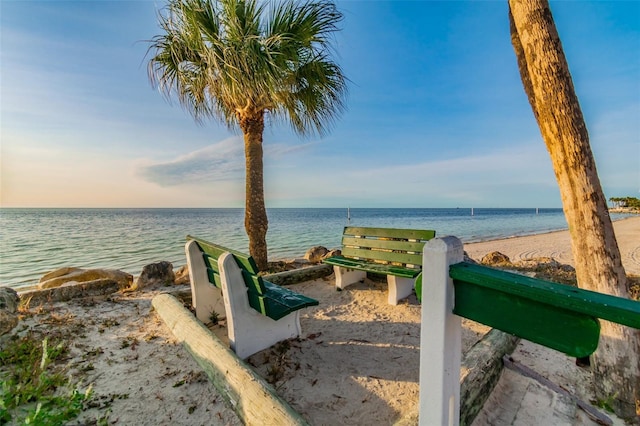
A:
[146,0,347,135]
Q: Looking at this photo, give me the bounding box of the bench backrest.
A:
[186,235,318,320]
[449,261,640,358]
[341,227,436,269]
[186,234,266,294]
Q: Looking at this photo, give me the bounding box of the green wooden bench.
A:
[323,226,436,304]
[185,235,319,359]
[418,236,640,425]
[449,261,640,357]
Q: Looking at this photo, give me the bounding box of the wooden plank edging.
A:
[395,329,520,426]
[459,330,520,426]
[264,264,333,286]
[151,293,308,426]
[19,279,120,306]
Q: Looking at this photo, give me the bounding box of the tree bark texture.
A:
[508,0,639,419]
[239,111,269,271]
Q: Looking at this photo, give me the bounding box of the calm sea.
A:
[0,208,631,290]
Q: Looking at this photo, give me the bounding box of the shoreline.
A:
[464,215,640,275]
[9,216,640,294]
[460,214,636,245]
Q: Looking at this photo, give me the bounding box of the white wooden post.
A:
[185,240,226,324]
[419,236,463,426]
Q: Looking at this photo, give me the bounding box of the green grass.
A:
[0,332,92,425]
[208,310,220,325]
[592,392,618,413]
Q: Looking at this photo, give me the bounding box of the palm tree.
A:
[509,0,639,418]
[147,0,347,270]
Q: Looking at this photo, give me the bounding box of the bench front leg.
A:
[387,275,415,305]
[334,266,366,290]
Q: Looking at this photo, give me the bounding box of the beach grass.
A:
[0,331,92,425]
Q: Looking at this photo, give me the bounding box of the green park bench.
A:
[323,226,436,304]
[185,235,318,359]
[418,236,640,425]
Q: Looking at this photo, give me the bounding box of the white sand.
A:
[7,290,242,426]
[6,216,638,425]
[245,278,490,425]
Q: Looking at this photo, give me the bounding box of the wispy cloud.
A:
[137,137,245,186]
[265,141,319,159]
[136,138,318,187]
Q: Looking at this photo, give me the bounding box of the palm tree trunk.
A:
[509,0,640,419]
[239,111,269,271]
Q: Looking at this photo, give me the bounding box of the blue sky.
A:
[1,0,638,208]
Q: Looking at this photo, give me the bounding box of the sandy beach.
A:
[464,216,640,275]
[3,216,639,425]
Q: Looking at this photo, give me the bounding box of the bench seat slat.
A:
[247,281,319,321]
[324,256,420,278]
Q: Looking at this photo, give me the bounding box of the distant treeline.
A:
[609,197,640,209]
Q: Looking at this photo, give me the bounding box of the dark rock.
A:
[514,257,577,285]
[304,246,329,264]
[514,257,560,269]
[325,249,342,259]
[133,261,175,290]
[0,287,19,312]
[0,287,20,335]
[174,265,190,285]
[480,251,511,266]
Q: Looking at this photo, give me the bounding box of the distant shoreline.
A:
[609,207,640,214]
[465,215,640,275]
[461,214,635,245]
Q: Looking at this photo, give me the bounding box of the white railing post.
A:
[419,236,463,426]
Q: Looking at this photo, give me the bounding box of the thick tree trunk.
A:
[239,111,269,271]
[508,0,640,419]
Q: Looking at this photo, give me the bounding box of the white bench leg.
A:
[185,240,226,324]
[334,266,366,290]
[419,237,463,426]
[387,276,415,305]
[219,253,302,359]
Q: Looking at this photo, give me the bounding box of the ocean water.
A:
[0,208,631,290]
